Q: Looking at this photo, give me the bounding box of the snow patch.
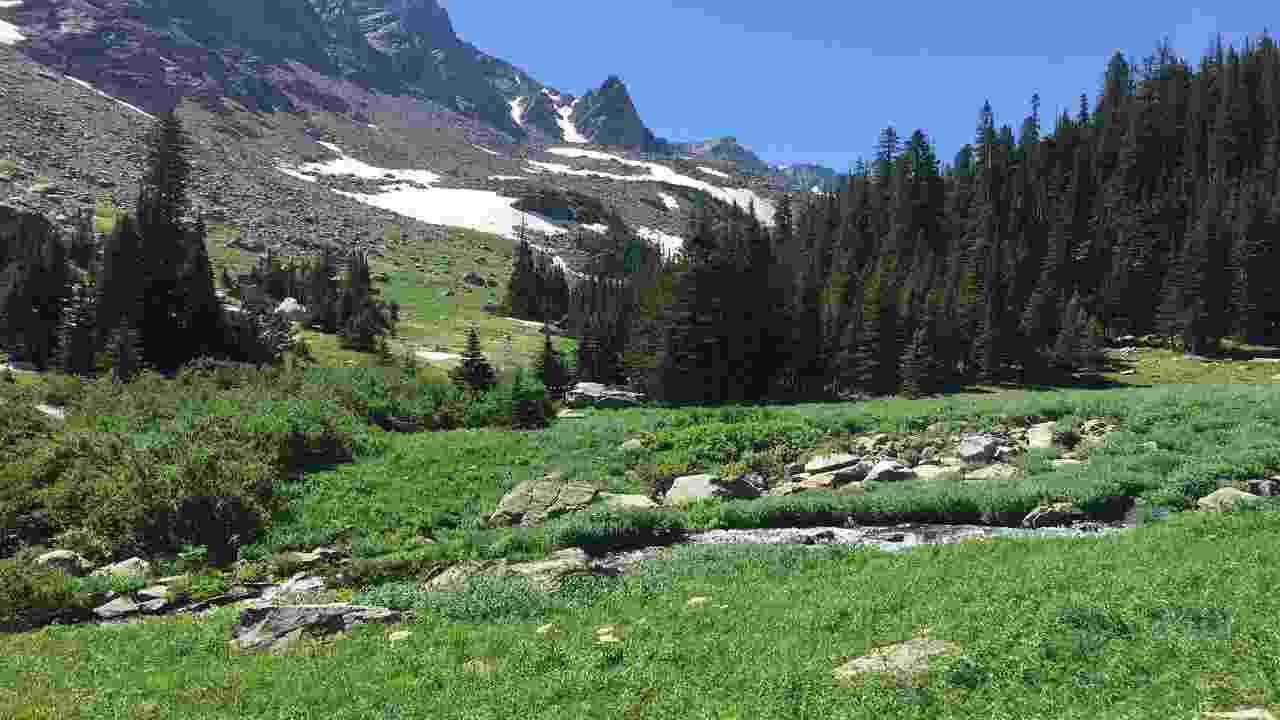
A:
[64,76,157,119]
[0,18,22,45]
[488,175,526,181]
[697,166,730,179]
[635,227,685,257]
[471,144,501,157]
[659,192,679,211]
[580,223,609,234]
[810,185,823,194]
[538,147,776,225]
[0,1,23,8]
[509,97,526,128]
[556,98,588,144]
[300,141,441,185]
[277,143,566,242]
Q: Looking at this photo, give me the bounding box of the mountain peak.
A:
[569,76,656,149]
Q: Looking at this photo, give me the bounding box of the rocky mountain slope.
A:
[0,0,787,273]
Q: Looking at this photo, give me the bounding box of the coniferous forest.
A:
[0,112,398,378]
[506,35,1280,404]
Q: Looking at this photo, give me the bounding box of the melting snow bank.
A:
[509,97,526,128]
[277,141,566,241]
[538,147,775,226]
[635,227,684,257]
[543,89,588,143]
[64,76,156,119]
[0,17,24,45]
[697,166,730,179]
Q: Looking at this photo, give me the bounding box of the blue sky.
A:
[445,1,1262,172]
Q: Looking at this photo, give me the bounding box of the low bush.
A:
[0,555,84,629]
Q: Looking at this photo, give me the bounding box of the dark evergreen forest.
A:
[506,35,1280,404]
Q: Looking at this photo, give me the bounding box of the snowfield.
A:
[697,166,730,179]
[544,89,588,143]
[537,147,776,225]
[277,142,567,241]
[0,18,20,45]
[509,97,526,128]
[64,76,157,119]
[635,227,685,257]
[659,192,679,211]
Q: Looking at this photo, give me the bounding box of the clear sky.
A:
[444,1,1261,172]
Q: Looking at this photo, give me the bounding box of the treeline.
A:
[0,111,396,378]
[507,33,1280,404]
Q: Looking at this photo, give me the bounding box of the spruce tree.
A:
[532,325,570,399]
[449,323,497,399]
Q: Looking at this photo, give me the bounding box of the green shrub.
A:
[0,557,82,628]
[547,508,688,552]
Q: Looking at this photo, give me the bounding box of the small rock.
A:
[965,463,1018,481]
[832,461,874,484]
[783,463,805,479]
[803,453,860,475]
[34,550,93,577]
[1027,422,1056,450]
[618,438,645,451]
[91,557,152,580]
[832,637,962,685]
[463,657,497,673]
[136,585,171,602]
[864,460,916,483]
[1246,479,1279,497]
[958,434,1001,463]
[536,623,560,638]
[1197,487,1264,512]
[461,271,486,287]
[556,409,587,419]
[910,464,955,481]
[599,493,658,511]
[387,630,412,643]
[1051,458,1084,467]
[686,596,709,608]
[835,481,867,496]
[93,596,144,620]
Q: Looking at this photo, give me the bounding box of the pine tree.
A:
[900,314,939,398]
[532,324,571,399]
[449,323,497,399]
[509,367,547,430]
[108,318,143,383]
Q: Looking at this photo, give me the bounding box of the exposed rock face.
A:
[90,557,152,580]
[958,434,1001,464]
[422,548,599,593]
[570,76,658,149]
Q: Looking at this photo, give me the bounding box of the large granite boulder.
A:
[664,473,766,505]
[487,480,599,527]
[423,548,598,593]
[34,550,93,577]
[958,434,1001,464]
[864,460,916,483]
[1196,488,1264,512]
[230,604,402,653]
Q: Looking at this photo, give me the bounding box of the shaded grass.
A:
[5,507,1280,719]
